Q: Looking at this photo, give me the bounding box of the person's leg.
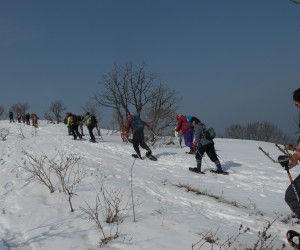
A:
[206,144,223,171]
[285,180,300,219]
[71,125,77,139]
[195,146,205,171]
[184,128,194,151]
[88,127,96,141]
[75,125,82,139]
[132,130,143,158]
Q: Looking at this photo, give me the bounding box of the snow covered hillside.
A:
[0,120,297,250]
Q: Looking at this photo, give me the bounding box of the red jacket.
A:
[175,115,192,134]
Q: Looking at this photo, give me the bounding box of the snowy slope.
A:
[0,120,297,250]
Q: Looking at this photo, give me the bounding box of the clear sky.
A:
[1,0,300,138]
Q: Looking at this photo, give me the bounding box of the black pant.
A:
[87,125,95,141]
[132,128,151,157]
[285,174,300,218]
[195,143,221,171]
[71,124,82,139]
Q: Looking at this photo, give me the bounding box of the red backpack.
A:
[70,114,77,123]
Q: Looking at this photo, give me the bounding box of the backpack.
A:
[202,123,216,140]
[86,115,96,127]
[186,115,193,127]
[70,114,77,123]
[91,115,97,126]
[131,115,144,128]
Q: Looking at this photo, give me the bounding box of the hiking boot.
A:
[211,169,223,174]
[210,169,229,175]
[146,151,152,157]
[189,167,205,174]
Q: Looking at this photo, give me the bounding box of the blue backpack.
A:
[186,115,193,127]
[132,115,144,128]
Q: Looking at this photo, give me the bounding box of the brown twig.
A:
[258,147,280,163]
[275,144,289,156]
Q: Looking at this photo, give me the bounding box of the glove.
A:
[289,153,300,168]
[286,144,296,151]
[192,141,198,151]
[121,130,127,136]
[175,131,178,137]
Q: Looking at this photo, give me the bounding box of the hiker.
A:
[94,120,101,136]
[68,113,82,140]
[85,112,96,143]
[121,113,152,159]
[31,113,39,128]
[25,113,30,125]
[64,112,72,135]
[174,114,194,154]
[188,117,226,174]
[77,115,85,136]
[283,88,300,218]
[9,111,14,123]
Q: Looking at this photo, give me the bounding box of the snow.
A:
[0,120,297,250]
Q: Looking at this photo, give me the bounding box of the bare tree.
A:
[10,103,30,116]
[146,83,180,135]
[95,62,179,132]
[20,150,55,193]
[224,121,291,144]
[49,100,67,124]
[43,112,54,123]
[94,63,132,130]
[82,101,101,118]
[0,128,9,141]
[50,152,83,212]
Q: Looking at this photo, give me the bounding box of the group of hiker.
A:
[120,88,300,226]
[120,112,226,174]
[7,88,300,223]
[64,112,100,143]
[9,111,39,128]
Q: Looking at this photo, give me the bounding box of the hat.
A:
[86,112,90,115]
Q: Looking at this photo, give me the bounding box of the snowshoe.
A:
[132,154,143,160]
[189,167,205,174]
[145,152,157,161]
[210,169,229,175]
[287,230,300,249]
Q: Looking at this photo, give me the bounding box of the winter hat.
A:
[86,112,90,116]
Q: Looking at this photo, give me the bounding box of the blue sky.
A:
[1,0,300,138]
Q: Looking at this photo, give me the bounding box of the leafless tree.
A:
[94,63,132,130]
[224,121,291,144]
[43,112,54,123]
[81,185,131,246]
[10,103,30,116]
[49,100,67,124]
[0,105,5,118]
[82,101,101,118]
[95,62,179,132]
[20,150,55,193]
[0,128,9,141]
[50,152,84,212]
[146,83,180,136]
